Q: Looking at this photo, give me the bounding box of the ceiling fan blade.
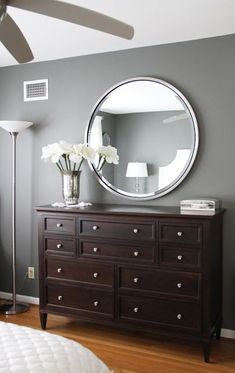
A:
[0,13,33,63]
[8,0,134,40]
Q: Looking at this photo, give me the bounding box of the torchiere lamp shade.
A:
[0,121,33,132]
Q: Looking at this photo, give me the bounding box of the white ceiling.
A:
[0,0,235,67]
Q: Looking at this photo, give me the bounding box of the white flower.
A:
[69,144,96,164]
[80,144,96,161]
[41,142,63,163]
[97,145,119,164]
[58,141,73,155]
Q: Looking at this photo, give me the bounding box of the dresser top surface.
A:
[36,203,225,219]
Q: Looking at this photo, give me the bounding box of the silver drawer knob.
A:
[177,282,182,288]
[56,223,63,228]
[177,231,183,237]
[93,225,99,231]
[133,228,139,234]
[133,307,139,313]
[57,267,63,273]
[134,251,139,257]
[57,243,63,249]
[93,301,99,307]
[93,247,99,253]
[177,313,182,320]
[133,277,139,283]
[93,272,99,278]
[57,295,63,301]
[177,255,183,261]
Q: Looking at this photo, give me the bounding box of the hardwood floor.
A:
[0,304,235,372]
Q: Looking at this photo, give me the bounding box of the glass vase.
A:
[61,170,81,205]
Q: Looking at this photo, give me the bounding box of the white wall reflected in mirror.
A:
[159,149,191,189]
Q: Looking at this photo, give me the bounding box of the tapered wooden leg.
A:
[40,312,47,330]
[203,342,211,363]
[215,318,222,339]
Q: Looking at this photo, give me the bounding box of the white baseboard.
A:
[221,328,235,339]
[0,291,39,305]
[0,291,234,339]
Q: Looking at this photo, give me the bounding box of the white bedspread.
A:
[0,321,111,373]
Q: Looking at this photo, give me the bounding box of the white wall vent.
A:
[24,79,48,102]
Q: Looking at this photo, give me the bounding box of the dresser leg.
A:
[203,342,211,363]
[40,312,47,330]
[215,318,222,339]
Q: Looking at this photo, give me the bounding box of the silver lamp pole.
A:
[0,121,33,315]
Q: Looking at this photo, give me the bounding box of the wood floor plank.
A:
[0,304,234,372]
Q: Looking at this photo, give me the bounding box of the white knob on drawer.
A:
[133,307,139,313]
[56,223,63,228]
[93,272,99,278]
[177,282,182,288]
[93,225,99,231]
[57,268,63,273]
[93,247,99,253]
[57,243,63,249]
[177,255,183,261]
[133,228,139,234]
[177,231,183,237]
[134,251,139,257]
[177,313,182,320]
[57,295,63,301]
[133,277,139,283]
[93,301,99,307]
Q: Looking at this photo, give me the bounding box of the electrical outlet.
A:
[28,267,35,279]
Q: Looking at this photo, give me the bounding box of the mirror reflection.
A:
[86,78,199,200]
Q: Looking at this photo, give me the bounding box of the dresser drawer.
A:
[119,295,201,332]
[46,258,114,287]
[80,240,154,263]
[47,283,113,318]
[159,221,202,246]
[159,246,201,270]
[44,216,75,235]
[45,237,76,256]
[119,267,201,300]
[79,218,155,241]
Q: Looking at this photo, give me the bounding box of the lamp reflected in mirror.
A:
[126,162,148,193]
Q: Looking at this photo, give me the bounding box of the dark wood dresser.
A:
[36,204,225,362]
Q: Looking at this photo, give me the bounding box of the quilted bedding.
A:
[0,321,111,373]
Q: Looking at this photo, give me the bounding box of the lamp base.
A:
[0,302,29,315]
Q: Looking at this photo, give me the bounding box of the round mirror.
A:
[85,77,199,200]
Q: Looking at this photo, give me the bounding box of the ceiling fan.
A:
[0,0,134,63]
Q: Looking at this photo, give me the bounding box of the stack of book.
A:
[180,199,220,215]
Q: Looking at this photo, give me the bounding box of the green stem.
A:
[98,156,105,171]
[63,154,69,170]
[58,159,64,170]
[68,157,72,171]
[77,159,83,172]
[56,162,62,171]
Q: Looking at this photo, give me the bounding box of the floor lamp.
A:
[0,120,33,315]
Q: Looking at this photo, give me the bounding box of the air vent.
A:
[23,79,48,102]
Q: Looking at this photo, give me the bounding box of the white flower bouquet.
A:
[41,141,119,171]
[41,141,96,171]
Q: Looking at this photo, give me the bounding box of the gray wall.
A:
[0,34,234,330]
